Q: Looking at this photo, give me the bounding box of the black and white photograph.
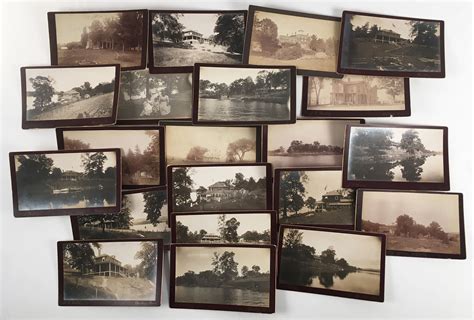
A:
[10,149,121,217]
[244,6,341,77]
[21,65,119,128]
[172,211,276,245]
[117,70,192,123]
[72,187,170,244]
[58,239,163,306]
[57,127,163,187]
[356,190,465,259]
[338,11,445,77]
[149,11,246,72]
[265,119,364,168]
[164,123,261,165]
[343,125,449,190]
[168,164,271,215]
[275,168,355,228]
[278,226,385,302]
[302,75,410,117]
[193,64,296,124]
[48,10,147,70]
[170,244,275,313]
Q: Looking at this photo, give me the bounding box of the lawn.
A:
[249,53,337,72]
[387,235,460,254]
[58,48,142,68]
[153,46,242,66]
[280,208,354,225]
[79,227,170,243]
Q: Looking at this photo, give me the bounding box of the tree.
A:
[152,13,184,43]
[279,171,307,218]
[175,221,192,242]
[251,265,261,273]
[399,130,426,154]
[211,251,238,282]
[305,197,317,211]
[63,242,98,274]
[15,154,54,186]
[226,138,255,161]
[410,21,439,47]
[254,18,279,54]
[143,190,167,226]
[80,27,88,47]
[29,76,55,111]
[172,168,193,209]
[186,146,209,161]
[135,242,158,280]
[81,152,107,178]
[395,214,415,237]
[368,24,379,38]
[427,221,448,243]
[118,11,144,50]
[220,217,240,243]
[51,167,63,180]
[351,128,394,158]
[320,248,336,264]
[282,229,303,249]
[335,258,350,269]
[378,77,403,103]
[309,77,324,106]
[241,265,249,277]
[88,20,105,47]
[63,138,91,150]
[214,13,245,53]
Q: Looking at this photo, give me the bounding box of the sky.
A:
[167,13,220,38]
[63,130,156,155]
[125,192,168,227]
[26,67,116,92]
[200,67,289,86]
[176,213,270,235]
[55,12,120,44]
[91,241,153,267]
[16,151,116,173]
[285,228,382,270]
[175,246,270,276]
[267,120,361,150]
[361,191,460,233]
[165,126,256,161]
[176,165,267,190]
[254,11,340,40]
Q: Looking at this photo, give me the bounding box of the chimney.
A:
[98,247,101,256]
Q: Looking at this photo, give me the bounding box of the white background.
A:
[0,0,472,319]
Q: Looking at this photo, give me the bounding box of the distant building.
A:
[379,224,396,235]
[374,29,405,44]
[316,190,354,211]
[279,30,311,45]
[90,254,132,277]
[61,170,83,181]
[330,79,379,105]
[200,234,222,243]
[202,181,238,202]
[182,30,209,45]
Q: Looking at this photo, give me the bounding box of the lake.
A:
[175,286,269,307]
[309,271,380,295]
[269,154,342,168]
[198,98,290,122]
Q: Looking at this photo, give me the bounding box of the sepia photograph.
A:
[172,211,276,245]
[170,244,275,313]
[343,125,449,190]
[57,126,163,187]
[58,239,162,306]
[10,149,121,217]
[278,226,385,302]
[21,65,119,128]
[117,70,192,123]
[265,119,364,168]
[48,10,147,70]
[356,190,465,259]
[168,164,271,216]
[149,11,246,72]
[164,123,261,165]
[244,6,341,77]
[302,75,410,117]
[275,168,355,228]
[338,11,445,77]
[193,64,296,124]
[72,187,170,244]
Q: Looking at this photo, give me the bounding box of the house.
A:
[379,224,396,235]
[330,79,379,105]
[61,170,83,181]
[86,250,132,278]
[200,234,222,243]
[182,30,209,45]
[279,30,311,45]
[374,29,406,44]
[318,190,354,210]
[203,181,238,202]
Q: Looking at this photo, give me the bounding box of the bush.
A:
[66,42,83,50]
[275,44,303,60]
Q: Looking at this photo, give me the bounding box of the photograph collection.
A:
[8,2,465,316]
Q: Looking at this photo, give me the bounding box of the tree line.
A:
[185,138,255,163]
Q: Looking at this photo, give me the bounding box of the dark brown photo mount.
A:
[355,189,466,259]
[70,186,171,250]
[10,148,122,218]
[192,63,297,125]
[277,224,386,302]
[147,10,248,74]
[274,167,355,230]
[21,65,121,129]
[56,125,165,188]
[337,11,445,78]
[243,5,343,78]
[48,9,148,71]
[262,118,366,162]
[342,124,450,190]
[166,163,273,225]
[301,76,411,118]
[170,210,278,245]
[169,243,276,313]
[57,238,163,306]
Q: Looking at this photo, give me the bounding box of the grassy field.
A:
[58,48,141,67]
[387,235,460,254]
[153,46,241,66]
[279,208,354,225]
[249,53,336,72]
[79,227,170,243]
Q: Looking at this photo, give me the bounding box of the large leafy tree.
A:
[279,171,307,218]
[253,17,279,54]
[29,76,55,111]
[399,130,425,154]
[220,217,240,243]
[16,154,54,186]
[143,190,167,226]
[152,13,184,43]
[172,167,193,210]
[211,251,238,282]
[81,152,107,178]
[213,13,245,53]
[410,21,439,47]
[395,214,415,236]
[118,11,144,50]
[304,197,317,211]
[63,242,98,273]
[226,138,255,162]
[320,248,337,264]
[377,77,404,103]
[135,242,158,280]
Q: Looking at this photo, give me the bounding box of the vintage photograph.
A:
[278,226,385,301]
[265,119,363,168]
[72,187,170,244]
[302,75,410,117]
[21,66,119,128]
[165,123,260,165]
[49,10,147,70]
[194,65,295,124]
[357,190,465,258]
[245,6,341,76]
[171,245,275,313]
[10,149,120,217]
[276,169,355,228]
[339,11,445,77]
[58,239,162,306]
[344,125,449,189]
[57,127,163,187]
[117,70,192,122]
[168,164,271,214]
[150,11,246,71]
[172,212,275,244]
